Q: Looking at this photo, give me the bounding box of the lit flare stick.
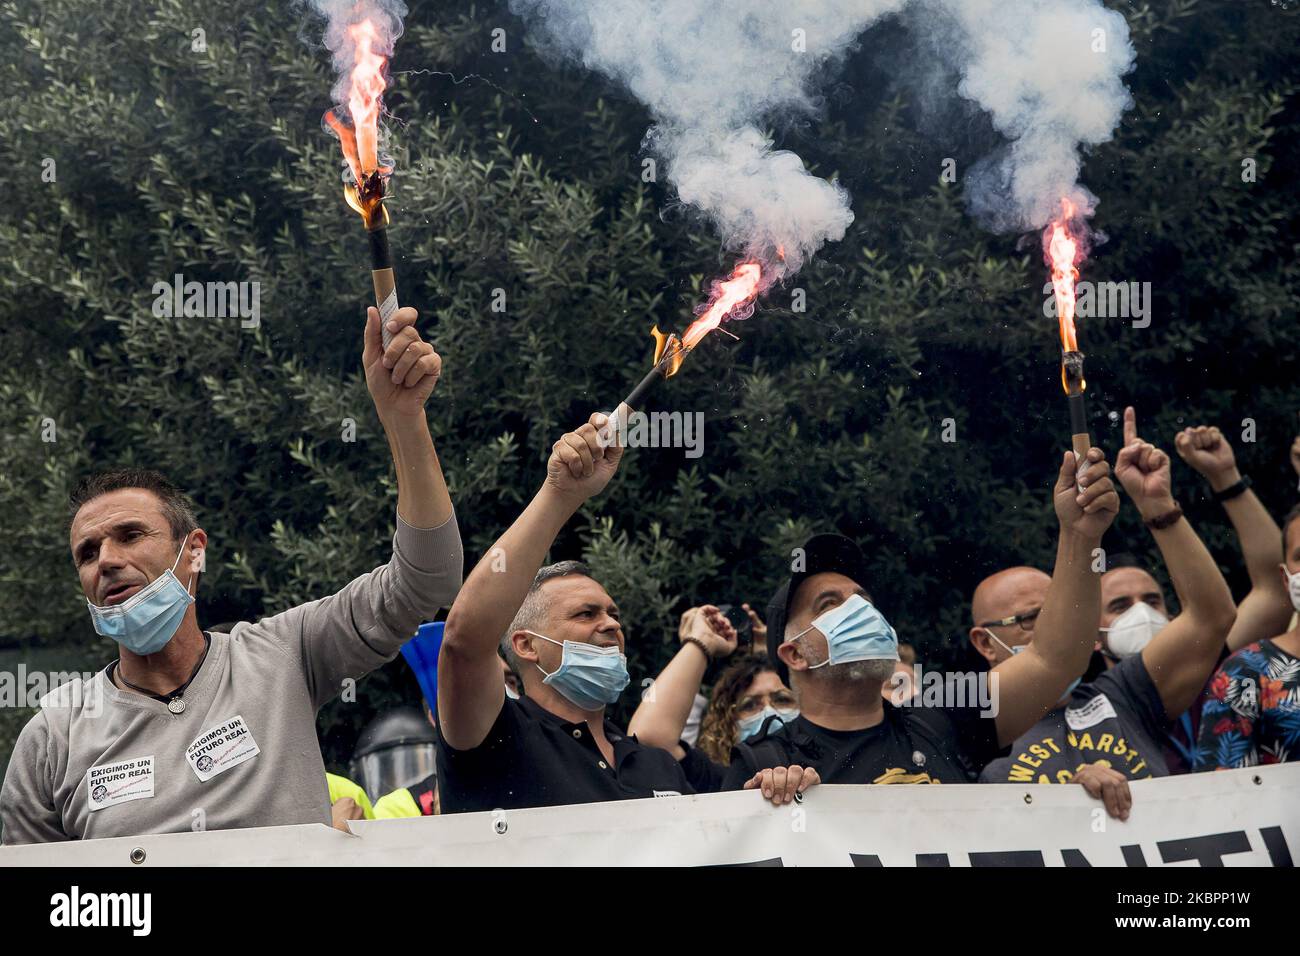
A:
[605,262,762,437]
[1046,199,1090,466]
[323,17,400,349]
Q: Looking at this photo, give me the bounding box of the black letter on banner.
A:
[1061,849,1092,867]
[849,853,884,867]
[970,851,1046,866]
[1260,827,1294,867]
[916,854,950,867]
[714,858,784,867]
[1121,844,1148,867]
[1157,831,1252,867]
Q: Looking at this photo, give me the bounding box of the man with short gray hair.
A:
[438,412,817,814]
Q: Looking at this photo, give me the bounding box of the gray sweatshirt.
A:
[0,513,462,845]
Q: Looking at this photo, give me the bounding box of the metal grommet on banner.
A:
[1023,793,1033,805]
[793,791,804,805]
[1253,775,1262,786]
[130,847,146,864]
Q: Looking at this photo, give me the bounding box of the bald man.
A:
[973,408,1236,815]
[971,566,1137,819]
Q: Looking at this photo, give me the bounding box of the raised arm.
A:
[628,606,737,756]
[295,307,462,709]
[365,306,454,530]
[438,413,622,750]
[991,447,1119,747]
[1117,409,1236,717]
[1176,424,1289,652]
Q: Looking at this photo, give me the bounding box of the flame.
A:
[1046,199,1084,393]
[649,325,687,378]
[323,14,393,231]
[347,19,386,177]
[680,261,763,352]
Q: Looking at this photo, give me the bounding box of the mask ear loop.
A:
[983,628,1021,658]
[170,533,201,595]
[783,623,831,669]
[525,630,562,679]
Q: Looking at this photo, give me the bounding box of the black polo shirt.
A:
[437,695,695,813]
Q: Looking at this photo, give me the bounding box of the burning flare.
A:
[615,259,765,421]
[679,262,763,355]
[322,14,394,231]
[346,19,386,178]
[1045,199,1085,394]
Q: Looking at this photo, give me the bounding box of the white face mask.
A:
[1100,602,1169,659]
[1286,568,1300,614]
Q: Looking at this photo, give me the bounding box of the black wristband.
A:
[1212,475,1251,503]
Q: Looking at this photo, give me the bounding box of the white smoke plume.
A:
[509,0,909,280]
[919,0,1137,232]
[309,0,407,104]
[510,0,1135,263]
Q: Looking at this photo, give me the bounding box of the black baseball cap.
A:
[766,533,871,684]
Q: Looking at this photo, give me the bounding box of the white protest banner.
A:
[1,764,1294,867]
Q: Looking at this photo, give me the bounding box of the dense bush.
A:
[1,0,1296,769]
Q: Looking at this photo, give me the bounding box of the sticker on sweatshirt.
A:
[1065,694,1118,731]
[87,756,155,811]
[185,715,261,782]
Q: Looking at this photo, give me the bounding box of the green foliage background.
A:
[1,0,1296,772]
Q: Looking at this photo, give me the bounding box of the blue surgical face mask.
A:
[528,631,629,711]
[789,593,898,669]
[87,539,196,656]
[985,630,1081,697]
[737,705,799,742]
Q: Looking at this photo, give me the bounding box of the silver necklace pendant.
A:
[168,698,186,715]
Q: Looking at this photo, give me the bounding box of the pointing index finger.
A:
[1123,405,1137,446]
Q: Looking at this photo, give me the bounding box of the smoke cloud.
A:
[509,0,909,280]
[922,0,1137,232]
[509,0,1135,265]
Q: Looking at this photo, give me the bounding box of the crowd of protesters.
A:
[2,303,1298,846]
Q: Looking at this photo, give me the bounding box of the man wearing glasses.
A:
[971,409,1237,819]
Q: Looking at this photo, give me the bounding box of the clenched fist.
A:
[1174,424,1240,494]
[1053,446,1120,541]
[364,306,442,423]
[545,413,625,503]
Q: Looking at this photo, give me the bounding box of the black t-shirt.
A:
[722,699,1002,786]
[678,742,728,793]
[979,653,1170,783]
[437,696,695,813]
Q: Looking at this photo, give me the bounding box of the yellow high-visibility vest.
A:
[373,787,420,818]
[326,773,375,819]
